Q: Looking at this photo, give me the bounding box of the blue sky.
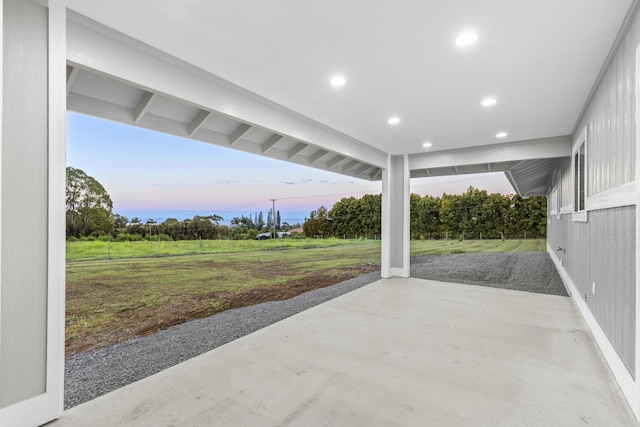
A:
[67,112,514,222]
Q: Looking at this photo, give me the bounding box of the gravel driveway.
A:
[65,251,566,409]
[411,252,567,296]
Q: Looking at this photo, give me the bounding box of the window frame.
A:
[572,126,588,222]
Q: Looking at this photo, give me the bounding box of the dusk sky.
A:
[67,112,515,224]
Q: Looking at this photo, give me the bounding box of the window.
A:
[572,127,587,222]
[550,169,562,219]
[556,169,562,218]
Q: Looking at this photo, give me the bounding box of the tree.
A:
[302,206,332,237]
[127,217,144,236]
[113,214,128,234]
[266,210,273,228]
[323,189,546,242]
[66,166,114,237]
[257,211,265,230]
[145,219,157,236]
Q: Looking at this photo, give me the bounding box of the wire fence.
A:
[66,237,380,262]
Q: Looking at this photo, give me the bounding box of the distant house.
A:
[255,231,289,240]
[288,227,303,234]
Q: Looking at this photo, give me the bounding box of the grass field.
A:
[66,237,365,261]
[66,237,545,261]
[66,238,546,356]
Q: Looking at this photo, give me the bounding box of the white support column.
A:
[635,43,640,421]
[381,154,410,278]
[47,0,67,419]
[0,1,66,425]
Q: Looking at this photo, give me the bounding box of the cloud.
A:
[153,184,166,187]
[320,180,329,183]
[282,181,296,185]
[216,180,240,184]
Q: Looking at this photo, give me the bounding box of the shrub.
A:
[114,233,143,242]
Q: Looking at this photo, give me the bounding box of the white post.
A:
[381,154,410,278]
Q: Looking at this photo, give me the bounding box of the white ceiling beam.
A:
[372,168,382,180]
[308,149,329,165]
[358,166,375,178]
[229,123,252,146]
[408,136,571,171]
[326,155,345,169]
[67,18,387,168]
[342,160,360,173]
[487,163,492,172]
[287,142,307,159]
[424,169,431,177]
[133,91,157,124]
[354,164,370,175]
[66,65,79,95]
[188,110,211,137]
[261,134,282,153]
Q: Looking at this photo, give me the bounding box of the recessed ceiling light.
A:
[455,31,478,47]
[388,116,400,125]
[496,132,507,138]
[330,75,346,87]
[481,97,497,107]
[422,142,433,148]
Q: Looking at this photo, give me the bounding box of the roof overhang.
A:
[67,12,387,182]
[409,137,570,196]
[64,2,629,196]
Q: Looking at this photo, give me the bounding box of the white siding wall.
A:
[0,0,49,408]
[548,208,636,374]
[548,3,640,384]
[573,10,639,196]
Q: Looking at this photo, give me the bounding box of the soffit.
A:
[64,0,632,157]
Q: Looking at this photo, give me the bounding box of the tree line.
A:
[66,167,299,241]
[67,167,547,242]
[302,187,547,240]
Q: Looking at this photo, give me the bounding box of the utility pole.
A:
[270,199,277,239]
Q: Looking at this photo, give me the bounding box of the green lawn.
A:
[66,238,545,355]
[410,238,545,256]
[66,237,368,261]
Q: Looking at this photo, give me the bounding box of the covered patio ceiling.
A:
[65,0,634,196]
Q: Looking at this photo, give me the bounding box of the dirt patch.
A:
[65,264,378,357]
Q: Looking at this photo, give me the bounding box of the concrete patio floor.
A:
[49,278,638,426]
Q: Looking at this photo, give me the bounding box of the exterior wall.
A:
[547,4,640,417]
[573,8,640,195]
[0,1,65,425]
[0,0,49,407]
[548,208,636,374]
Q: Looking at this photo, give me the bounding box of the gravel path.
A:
[411,252,568,296]
[65,251,566,409]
